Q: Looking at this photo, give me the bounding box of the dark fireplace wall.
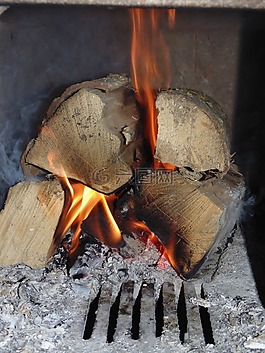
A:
[0,5,240,206]
[233,10,265,307]
[0,5,131,206]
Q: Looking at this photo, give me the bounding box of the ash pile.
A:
[0,226,264,353]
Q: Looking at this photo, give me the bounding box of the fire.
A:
[130,8,176,168]
[48,152,122,255]
[129,8,178,270]
[47,8,177,272]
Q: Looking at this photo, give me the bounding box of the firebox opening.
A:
[0,3,265,313]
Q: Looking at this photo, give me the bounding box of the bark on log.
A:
[0,180,64,268]
[22,74,141,194]
[117,167,244,279]
[155,89,230,176]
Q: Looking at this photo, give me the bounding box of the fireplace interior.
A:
[0,3,265,352]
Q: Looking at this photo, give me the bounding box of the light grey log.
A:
[155,89,230,177]
[0,180,64,268]
[22,74,140,194]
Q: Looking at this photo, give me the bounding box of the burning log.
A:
[0,180,64,268]
[22,74,141,194]
[155,89,230,177]
[117,167,244,279]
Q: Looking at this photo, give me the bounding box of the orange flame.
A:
[47,151,122,255]
[130,8,175,166]
[167,8,176,29]
[47,9,177,270]
[129,9,178,271]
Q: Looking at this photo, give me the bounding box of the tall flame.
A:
[47,8,176,269]
[129,8,178,269]
[130,8,175,162]
[47,152,122,256]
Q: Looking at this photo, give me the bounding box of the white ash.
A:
[69,240,177,299]
[0,229,264,353]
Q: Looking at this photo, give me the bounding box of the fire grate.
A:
[83,281,215,345]
[0,229,264,352]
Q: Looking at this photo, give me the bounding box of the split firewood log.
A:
[0,180,64,268]
[22,74,141,194]
[155,89,230,177]
[116,167,244,279]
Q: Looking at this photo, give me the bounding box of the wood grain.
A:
[0,180,64,268]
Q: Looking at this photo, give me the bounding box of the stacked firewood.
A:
[0,75,244,278]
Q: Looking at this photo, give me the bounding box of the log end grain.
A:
[0,180,64,269]
[22,76,141,194]
[155,89,230,176]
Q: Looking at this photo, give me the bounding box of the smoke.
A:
[0,6,131,209]
[0,120,24,186]
[0,100,43,207]
[239,193,256,224]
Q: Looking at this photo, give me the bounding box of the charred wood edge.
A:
[46,178,73,265]
[67,230,108,273]
[184,225,238,281]
[178,166,221,182]
[209,224,237,281]
[179,161,243,183]
[135,162,243,192]
[21,140,40,178]
[46,228,107,275]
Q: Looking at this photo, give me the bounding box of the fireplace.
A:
[0,3,265,352]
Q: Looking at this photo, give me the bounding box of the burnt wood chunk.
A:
[0,180,64,268]
[118,168,244,279]
[22,74,141,194]
[155,89,230,176]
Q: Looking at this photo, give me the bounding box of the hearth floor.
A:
[0,229,264,353]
